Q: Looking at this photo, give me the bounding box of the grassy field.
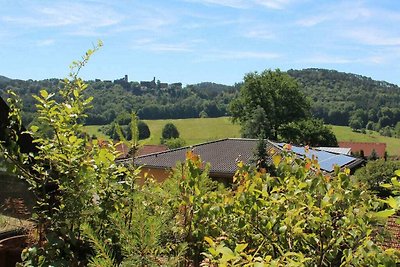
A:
[83,118,400,156]
[83,117,241,145]
[83,125,111,140]
[142,117,241,145]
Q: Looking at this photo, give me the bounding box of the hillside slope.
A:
[287,68,400,129]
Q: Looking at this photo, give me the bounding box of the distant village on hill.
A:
[98,75,183,90]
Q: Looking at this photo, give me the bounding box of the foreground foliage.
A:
[356,160,400,197]
[201,148,398,266]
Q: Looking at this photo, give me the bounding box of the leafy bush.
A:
[138,121,150,139]
[162,123,180,139]
[163,137,186,149]
[201,148,398,266]
[355,159,400,197]
[101,119,150,141]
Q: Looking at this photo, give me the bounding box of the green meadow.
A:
[84,118,400,156]
[143,117,241,145]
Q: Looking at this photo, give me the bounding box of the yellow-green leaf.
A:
[391,177,400,187]
[69,135,77,144]
[30,125,39,133]
[235,243,248,253]
[386,197,399,209]
[272,154,281,167]
[375,209,395,218]
[40,89,48,98]
[264,255,272,263]
[204,236,215,247]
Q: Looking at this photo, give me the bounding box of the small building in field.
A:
[117,138,364,183]
[338,141,386,158]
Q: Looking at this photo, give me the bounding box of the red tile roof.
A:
[383,216,400,250]
[338,142,386,158]
[136,145,168,157]
[97,141,168,159]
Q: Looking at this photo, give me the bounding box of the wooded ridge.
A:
[1,68,399,134]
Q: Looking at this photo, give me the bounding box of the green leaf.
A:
[204,236,215,247]
[40,89,48,98]
[217,246,234,255]
[272,154,281,167]
[279,225,287,233]
[194,185,201,196]
[219,247,236,262]
[391,177,400,187]
[264,255,272,263]
[386,197,399,209]
[69,135,77,144]
[374,209,395,218]
[381,183,393,189]
[395,170,400,177]
[298,182,307,189]
[30,125,39,133]
[235,243,248,253]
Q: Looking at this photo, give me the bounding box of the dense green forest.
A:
[287,69,400,136]
[1,68,400,137]
[0,77,238,125]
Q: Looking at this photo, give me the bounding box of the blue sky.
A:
[1,0,400,85]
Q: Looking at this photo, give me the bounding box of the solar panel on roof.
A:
[273,142,356,172]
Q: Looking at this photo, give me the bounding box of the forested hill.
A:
[0,77,237,125]
[0,75,11,82]
[287,68,400,133]
[0,68,399,134]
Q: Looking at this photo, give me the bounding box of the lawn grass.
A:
[83,118,400,156]
[143,117,241,145]
[82,125,110,141]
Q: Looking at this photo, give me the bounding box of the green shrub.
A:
[162,123,179,139]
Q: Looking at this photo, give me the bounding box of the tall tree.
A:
[229,69,310,140]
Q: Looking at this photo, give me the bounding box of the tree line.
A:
[1,68,399,137]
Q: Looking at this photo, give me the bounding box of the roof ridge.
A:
[132,138,230,160]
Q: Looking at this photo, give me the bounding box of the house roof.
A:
[130,138,267,177]
[382,216,400,250]
[338,141,386,157]
[97,141,169,159]
[118,138,363,176]
[136,145,168,157]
